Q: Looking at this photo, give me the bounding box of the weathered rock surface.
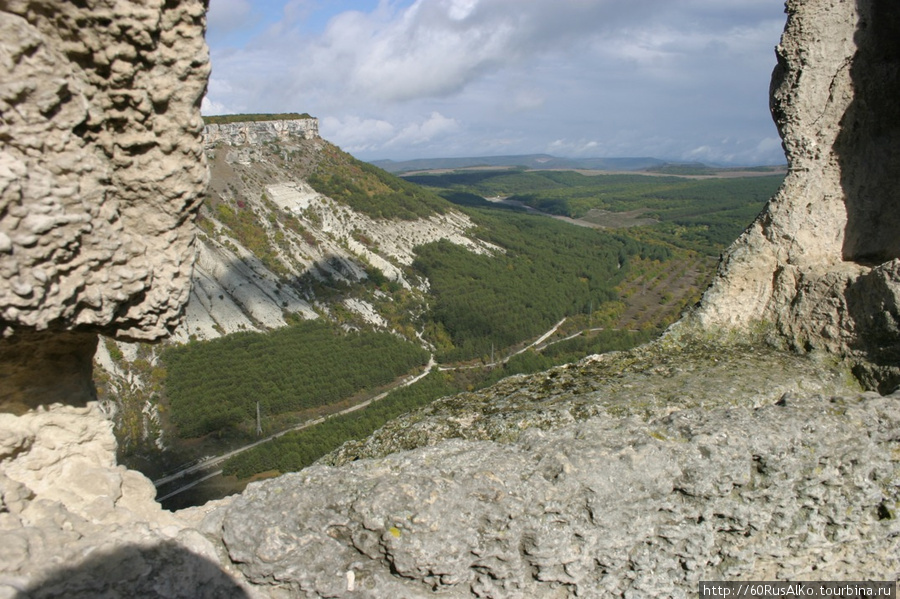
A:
[693,0,900,389]
[0,1,255,596]
[0,404,254,599]
[0,0,209,341]
[204,118,319,148]
[324,334,859,465]
[0,0,210,411]
[215,387,899,598]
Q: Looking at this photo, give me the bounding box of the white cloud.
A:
[201,96,233,115]
[321,112,459,155]
[320,116,395,152]
[387,112,459,146]
[207,0,255,36]
[203,0,788,165]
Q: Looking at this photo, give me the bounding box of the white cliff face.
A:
[204,118,319,147]
[173,122,499,343]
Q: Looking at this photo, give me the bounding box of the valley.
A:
[93,116,782,508]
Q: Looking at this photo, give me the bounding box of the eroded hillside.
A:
[94,120,506,463]
[183,119,497,342]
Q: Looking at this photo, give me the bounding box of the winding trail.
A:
[154,355,436,497]
[156,317,585,500]
[439,317,568,371]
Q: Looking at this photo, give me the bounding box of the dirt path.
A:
[154,356,436,498]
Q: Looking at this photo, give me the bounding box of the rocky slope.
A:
[172,118,495,343]
[1,0,899,597]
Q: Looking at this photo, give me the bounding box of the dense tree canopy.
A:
[162,321,429,438]
[408,170,781,255]
[413,209,670,361]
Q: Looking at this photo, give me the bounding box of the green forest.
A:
[407,170,782,255]
[306,144,451,220]
[161,320,430,438]
[412,208,671,362]
[222,370,456,478]
[203,113,314,124]
[221,326,656,479]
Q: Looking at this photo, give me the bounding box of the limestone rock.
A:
[174,128,499,343]
[0,403,256,599]
[0,0,210,410]
[692,0,900,389]
[0,1,209,342]
[219,391,900,598]
[0,2,256,596]
[204,118,320,148]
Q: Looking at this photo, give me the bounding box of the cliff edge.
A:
[204,117,319,148]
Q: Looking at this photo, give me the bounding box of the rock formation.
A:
[0,1,249,597]
[0,0,209,410]
[1,0,899,597]
[204,118,319,148]
[219,389,899,597]
[693,0,900,391]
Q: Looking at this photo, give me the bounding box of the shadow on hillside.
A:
[186,247,373,332]
[18,541,248,599]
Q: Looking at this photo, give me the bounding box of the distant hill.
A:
[370,154,668,174]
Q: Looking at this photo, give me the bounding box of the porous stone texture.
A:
[0,0,209,342]
[0,404,255,599]
[0,0,210,410]
[214,389,900,598]
[693,0,900,389]
[204,118,319,148]
[0,1,254,596]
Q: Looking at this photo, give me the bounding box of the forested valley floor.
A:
[98,157,783,508]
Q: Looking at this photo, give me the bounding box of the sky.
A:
[203,0,788,165]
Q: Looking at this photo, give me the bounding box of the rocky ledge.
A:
[203,118,320,148]
[212,385,899,597]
